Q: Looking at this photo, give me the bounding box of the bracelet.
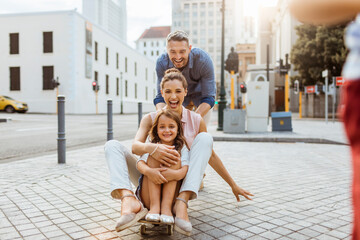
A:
[150,145,159,156]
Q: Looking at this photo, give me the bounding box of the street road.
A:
[0,112,140,163]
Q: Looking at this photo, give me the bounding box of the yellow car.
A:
[0,95,28,113]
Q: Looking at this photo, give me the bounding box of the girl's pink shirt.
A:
[149,106,202,148]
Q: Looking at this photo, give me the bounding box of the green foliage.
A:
[290,24,348,86]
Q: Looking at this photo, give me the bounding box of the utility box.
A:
[271,112,292,131]
[245,73,269,132]
[224,109,246,134]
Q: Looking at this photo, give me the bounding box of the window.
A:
[146,86,148,100]
[95,41,98,60]
[116,53,119,69]
[42,66,54,90]
[10,67,20,91]
[135,83,137,99]
[106,47,109,65]
[43,32,53,53]
[146,68,148,80]
[144,51,146,55]
[106,74,109,94]
[116,77,119,96]
[156,50,159,56]
[9,33,19,54]
[94,71,98,83]
[125,80,128,97]
[193,11,197,17]
[156,41,159,47]
[125,57,128,72]
[200,3,205,8]
[135,62,137,76]
[151,51,154,56]
[144,42,146,47]
[184,3,189,9]
[151,42,154,47]
[192,3,197,9]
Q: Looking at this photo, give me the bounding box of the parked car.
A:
[0,95,28,113]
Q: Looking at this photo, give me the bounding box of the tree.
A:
[290,24,348,86]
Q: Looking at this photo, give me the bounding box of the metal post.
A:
[138,102,142,127]
[217,0,226,131]
[266,44,270,82]
[230,70,234,109]
[325,76,328,123]
[120,72,123,114]
[299,91,302,119]
[332,77,336,123]
[285,74,289,112]
[57,95,66,164]
[107,99,113,141]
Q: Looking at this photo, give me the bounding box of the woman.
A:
[105,68,253,235]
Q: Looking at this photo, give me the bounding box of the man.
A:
[290,1,360,239]
[154,30,216,124]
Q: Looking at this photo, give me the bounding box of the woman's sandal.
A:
[174,197,192,236]
[115,194,148,232]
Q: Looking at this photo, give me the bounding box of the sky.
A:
[0,0,277,48]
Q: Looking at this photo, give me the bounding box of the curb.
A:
[0,117,11,123]
[213,136,348,146]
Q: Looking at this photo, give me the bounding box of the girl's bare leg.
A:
[161,160,181,216]
[147,156,161,214]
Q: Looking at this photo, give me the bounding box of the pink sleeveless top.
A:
[149,106,202,148]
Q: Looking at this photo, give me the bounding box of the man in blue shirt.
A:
[154,30,216,123]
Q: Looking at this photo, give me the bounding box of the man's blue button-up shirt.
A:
[153,48,216,108]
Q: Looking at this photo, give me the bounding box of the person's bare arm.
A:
[195,103,211,118]
[290,0,360,25]
[132,114,180,166]
[155,102,166,111]
[208,151,253,201]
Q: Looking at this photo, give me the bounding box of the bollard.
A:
[107,99,113,141]
[138,102,142,127]
[57,95,66,164]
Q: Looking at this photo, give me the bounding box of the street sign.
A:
[322,69,328,78]
[336,77,345,86]
[305,85,316,93]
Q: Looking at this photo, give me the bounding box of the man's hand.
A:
[232,184,254,202]
[151,144,180,167]
[146,168,168,184]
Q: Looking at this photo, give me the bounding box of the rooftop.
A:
[137,26,171,40]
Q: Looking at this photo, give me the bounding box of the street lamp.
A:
[217,0,226,131]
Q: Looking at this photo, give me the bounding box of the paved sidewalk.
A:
[0,136,352,240]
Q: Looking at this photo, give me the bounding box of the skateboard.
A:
[138,219,174,235]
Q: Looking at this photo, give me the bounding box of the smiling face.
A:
[167,40,192,69]
[157,115,178,145]
[161,79,187,113]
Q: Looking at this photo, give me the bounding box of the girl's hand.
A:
[160,168,178,182]
[146,168,168,184]
[151,144,180,167]
[232,184,254,201]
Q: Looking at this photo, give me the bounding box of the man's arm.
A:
[290,0,360,25]
[153,56,166,108]
[197,51,216,116]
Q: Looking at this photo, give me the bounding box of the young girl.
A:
[136,109,189,224]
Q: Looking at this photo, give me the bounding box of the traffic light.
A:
[92,81,99,92]
[240,83,247,94]
[294,80,299,94]
[51,79,60,89]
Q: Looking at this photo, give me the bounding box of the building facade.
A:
[82,0,127,42]
[0,11,156,114]
[171,0,237,90]
[135,26,171,62]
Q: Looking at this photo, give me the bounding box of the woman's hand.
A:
[151,144,180,167]
[145,167,168,184]
[232,184,254,202]
[160,168,179,182]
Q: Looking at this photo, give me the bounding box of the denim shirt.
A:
[153,48,216,108]
[343,14,360,81]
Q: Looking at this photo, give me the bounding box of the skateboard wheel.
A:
[167,225,173,235]
[140,224,147,235]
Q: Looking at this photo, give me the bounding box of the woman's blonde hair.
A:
[149,109,187,152]
[160,68,188,90]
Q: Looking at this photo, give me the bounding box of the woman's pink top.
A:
[149,106,202,148]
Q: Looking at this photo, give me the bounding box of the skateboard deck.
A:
[138,219,173,235]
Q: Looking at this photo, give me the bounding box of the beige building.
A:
[236,43,256,83]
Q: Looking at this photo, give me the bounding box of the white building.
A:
[135,26,171,62]
[171,0,237,87]
[0,10,156,114]
[82,0,127,42]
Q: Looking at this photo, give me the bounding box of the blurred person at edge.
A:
[290,0,360,239]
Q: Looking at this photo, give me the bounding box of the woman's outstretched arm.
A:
[290,0,360,25]
[198,119,253,201]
